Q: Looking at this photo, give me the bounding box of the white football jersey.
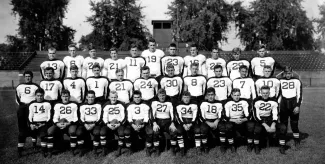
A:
[207,77,232,101]
[109,80,133,104]
[86,76,109,98]
[16,83,39,104]
[200,101,223,120]
[151,100,174,120]
[251,57,275,77]
[63,55,84,77]
[82,57,104,78]
[232,77,256,100]
[28,101,51,122]
[226,59,250,81]
[79,103,102,123]
[183,54,206,77]
[103,58,126,80]
[204,58,227,78]
[40,79,63,101]
[127,103,150,123]
[40,59,65,80]
[224,99,249,119]
[141,49,165,77]
[184,75,206,96]
[63,77,86,103]
[159,76,183,97]
[102,101,126,123]
[253,97,278,121]
[176,103,198,123]
[124,56,146,82]
[279,78,302,106]
[161,55,184,76]
[53,102,79,123]
[255,77,280,98]
[133,78,158,100]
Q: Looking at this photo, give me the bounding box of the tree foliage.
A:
[10,0,75,50]
[80,0,149,50]
[167,0,233,50]
[234,0,314,50]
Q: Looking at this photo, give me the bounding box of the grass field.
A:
[1,88,325,164]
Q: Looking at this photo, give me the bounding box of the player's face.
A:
[133,94,142,103]
[261,89,270,99]
[207,92,215,102]
[69,47,76,57]
[89,49,96,58]
[263,68,272,77]
[148,42,156,52]
[130,47,138,57]
[45,70,54,79]
[87,93,96,104]
[35,93,44,102]
[24,74,32,83]
[214,68,223,77]
[182,95,191,104]
[231,92,241,101]
[232,52,240,60]
[285,71,293,79]
[239,68,247,78]
[70,69,78,78]
[258,48,266,57]
[93,67,101,76]
[190,47,197,56]
[141,69,150,79]
[61,93,70,103]
[169,46,177,56]
[166,67,175,77]
[158,93,166,102]
[48,50,56,60]
[110,50,118,60]
[211,49,219,59]
[109,93,118,104]
[116,72,124,80]
[191,65,199,75]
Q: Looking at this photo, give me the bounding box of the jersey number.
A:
[116,83,125,91]
[85,107,97,115]
[109,63,118,70]
[108,107,120,114]
[263,80,273,88]
[181,107,192,114]
[166,79,178,87]
[88,62,94,69]
[209,63,221,70]
[214,80,225,87]
[231,104,243,111]
[190,60,199,65]
[240,81,245,88]
[130,59,137,66]
[25,87,31,94]
[70,60,75,66]
[140,81,153,88]
[282,82,295,89]
[60,106,72,114]
[134,107,141,114]
[191,79,197,86]
[147,56,156,63]
[45,83,54,91]
[48,63,58,70]
[232,62,243,70]
[167,59,178,66]
[34,105,45,113]
[259,103,271,111]
[207,105,217,113]
[70,82,76,89]
[157,104,167,112]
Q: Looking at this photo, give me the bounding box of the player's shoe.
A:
[17,148,23,158]
[42,148,47,157]
[230,145,236,153]
[203,147,209,154]
[279,146,286,154]
[145,147,152,157]
[220,145,226,154]
[180,148,185,157]
[125,148,132,156]
[115,146,122,157]
[153,146,160,157]
[294,139,300,147]
[254,145,261,154]
[70,148,76,156]
[196,147,202,155]
[247,144,254,152]
[170,146,177,156]
[79,148,87,157]
[93,146,99,156]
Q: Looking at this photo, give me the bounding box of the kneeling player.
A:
[253,86,287,154]
[101,91,128,157]
[77,90,102,156]
[151,89,177,156]
[47,90,79,157]
[220,88,255,153]
[199,87,223,153]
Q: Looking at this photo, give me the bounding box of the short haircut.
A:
[261,85,270,90]
[239,65,248,71]
[206,87,215,94]
[157,88,166,95]
[263,65,272,70]
[182,91,191,97]
[88,44,96,51]
[115,69,124,74]
[284,66,293,72]
[92,63,101,70]
[211,46,219,51]
[110,47,118,53]
[133,90,142,97]
[141,66,150,72]
[48,47,56,52]
[130,43,138,49]
[44,67,54,73]
[70,65,79,71]
[166,63,174,69]
[110,90,118,97]
[23,70,33,78]
[190,62,199,68]
[190,43,197,48]
[232,47,241,54]
[148,38,156,43]
[169,43,176,48]
[68,44,76,49]
[259,44,266,49]
[87,90,96,96]
[231,88,241,94]
[35,88,45,95]
[213,65,223,70]
[61,89,70,96]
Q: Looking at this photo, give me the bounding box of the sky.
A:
[0,0,324,50]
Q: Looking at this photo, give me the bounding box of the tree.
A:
[82,0,149,50]
[234,0,314,50]
[315,2,325,50]
[167,0,233,50]
[10,0,75,50]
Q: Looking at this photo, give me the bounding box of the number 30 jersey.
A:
[53,102,78,123]
[127,102,150,123]
[159,76,183,97]
[102,101,126,124]
[28,101,52,122]
[224,99,249,120]
[207,77,232,101]
[79,103,102,123]
[63,77,86,103]
[109,79,134,104]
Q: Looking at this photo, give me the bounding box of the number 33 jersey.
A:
[79,103,102,123]
[53,102,78,123]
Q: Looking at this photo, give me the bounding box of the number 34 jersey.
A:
[79,103,102,123]
[53,102,78,123]
[176,103,198,123]
[102,101,126,123]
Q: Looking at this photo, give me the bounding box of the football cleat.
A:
[247,144,254,152]
[294,139,300,147]
[145,147,151,157]
[220,146,226,154]
[230,145,236,153]
[115,146,122,157]
[180,148,185,157]
[254,145,261,154]
[279,146,286,154]
[170,146,176,156]
[196,147,202,155]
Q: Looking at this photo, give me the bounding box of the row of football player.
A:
[40,40,282,83]
[18,84,289,158]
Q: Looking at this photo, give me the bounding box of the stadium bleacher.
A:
[0,52,36,70]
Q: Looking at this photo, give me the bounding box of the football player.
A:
[151,89,177,156]
[63,44,84,78]
[221,88,255,153]
[124,44,146,82]
[39,67,63,103]
[183,43,206,77]
[47,90,78,157]
[279,66,302,146]
[204,46,227,78]
[232,65,256,103]
[161,43,184,76]
[134,66,158,103]
[101,91,128,157]
[40,47,65,80]
[183,63,206,105]
[102,47,126,80]
[207,65,232,102]
[77,90,102,156]
[141,38,165,77]
[226,47,250,81]
[109,69,133,104]
[86,63,109,104]
[252,86,287,154]
[16,71,39,153]
[255,65,280,99]
[82,45,104,79]
[63,65,86,103]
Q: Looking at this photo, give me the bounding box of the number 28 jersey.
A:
[226,59,250,81]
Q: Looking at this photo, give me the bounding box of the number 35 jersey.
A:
[224,99,249,119]
[102,101,126,123]
[127,102,150,123]
[79,103,102,123]
[53,102,78,123]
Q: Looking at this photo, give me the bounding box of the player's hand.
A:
[293,106,300,114]
[169,123,177,132]
[85,123,95,130]
[30,124,36,130]
[270,123,276,133]
[183,124,189,131]
[107,123,115,130]
[132,124,140,131]
[213,120,219,130]
[262,123,271,132]
[206,121,214,129]
[187,123,192,129]
[56,122,64,129]
[114,122,121,128]
[38,123,45,128]
[153,122,160,132]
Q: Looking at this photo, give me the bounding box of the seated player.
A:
[199,87,223,153]
[100,91,128,157]
[175,91,199,156]
[109,69,133,104]
[220,88,255,153]
[124,44,146,82]
[86,63,109,104]
[207,65,232,102]
[183,43,206,77]
[255,65,280,99]
[47,90,78,157]
[40,47,65,80]
[161,43,184,76]
[151,89,177,156]
[126,90,152,156]
[252,86,287,154]
[226,47,250,81]
[102,47,126,80]
[40,67,63,104]
[204,46,227,78]
[63,65,86,103]
[183,63,206,105]
[82,45,104,79]
[63,44,84,78]
[232,65,256,104]
[134,66,158,103]
[141,38,165,77]
[77,90,102,156]
[18,88,51,157]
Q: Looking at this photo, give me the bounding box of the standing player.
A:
[134,66,158,103]
[109,69,133,104]
[183,43,206,77]
[279,66,302,146]
[47,90,78,157]
[161,43,184,76]
[17,88,51,157]
[100,91,128,157]
[252,86,287,154]
[39,67,63,102]
[102,47,126,80]
[86,63,109,103]
[82,45,104,79]
[124,44,146,82]
[63,65,86,103]
[232,65,256,103]
[183,63,207,105]
[77,90,102,156]
[141,38,165,77]
[40,47,65,80]
[255,66,280,99]
[207,65,232,102]
[204,46,227,78]
[16,71,39,154]
[63,44,84,78]
[226,47,250,81]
